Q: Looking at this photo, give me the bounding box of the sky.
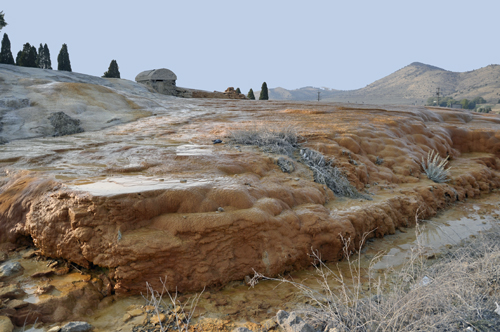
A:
[1,1,499,93]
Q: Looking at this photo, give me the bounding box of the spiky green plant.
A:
[421,150,451,183]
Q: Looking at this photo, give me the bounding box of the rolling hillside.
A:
[269,62,500,106]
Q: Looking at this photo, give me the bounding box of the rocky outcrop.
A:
[224,87,247,99]
[1,72,500,296]
[178,87,248,99]
[48,112,84,136]
[0,64,157,142]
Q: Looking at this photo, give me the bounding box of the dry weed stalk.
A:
[142,277,204,332]
[251,222,500,331]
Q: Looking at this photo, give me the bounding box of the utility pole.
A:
[436,87,440,106]
[317,91,321,102]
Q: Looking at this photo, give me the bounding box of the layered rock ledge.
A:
[1,66,500,296]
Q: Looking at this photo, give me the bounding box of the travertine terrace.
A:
[1,64,500,298]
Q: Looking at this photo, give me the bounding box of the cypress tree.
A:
[0,33,15,65]
[259,82,269,100]
[57,43,72,72]
[247,88,255,100]
[37,43,52,69]
[43,44,52,69]
[37,43,43,68]
[15,50,22,66]
[235,87,241,94]
[0,11,6,32]
[102,59,120,78]
[16,43,37,67]
[27,45,37,67]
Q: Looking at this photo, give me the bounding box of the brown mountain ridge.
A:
[269,62,500,106]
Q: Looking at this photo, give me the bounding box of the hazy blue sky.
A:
[1,1,498,93]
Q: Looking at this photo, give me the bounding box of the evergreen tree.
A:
[37,43,52,69]
[0,11,6,32]
[16,43,37,67]
[259,82,269,100]
[57,43,72,72]
[27,45,37,67]
[15,50,22,66]
[0,33,14,64]
[37,43,43,68]
[247,88,255,100]
[43,44,52,69]
[102,59,120,78]
[235,87,241,94]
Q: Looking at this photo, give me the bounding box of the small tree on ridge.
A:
[259,82,269,100]
[247,88,255,100]
[0,33,14,64]
[57,43,72,72]
[16,42,37,67]
[103,59,120,78]
[37,43,52,69]
[41,43,52,69]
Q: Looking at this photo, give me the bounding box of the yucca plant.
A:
[421,150,451,183]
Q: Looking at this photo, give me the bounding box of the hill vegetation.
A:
[269,62,500,106]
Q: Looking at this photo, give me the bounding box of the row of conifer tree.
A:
[0,30,266,96]
[237,83,268,100]
[0,12,269,96]
[0,33,71,71]
[0,33,120,78]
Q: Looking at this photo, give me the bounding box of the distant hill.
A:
[268,62,500,106]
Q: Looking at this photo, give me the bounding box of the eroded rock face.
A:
[1,77,500,296]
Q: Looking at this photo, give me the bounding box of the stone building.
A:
[135,68,178,95]
[135,68,246,99]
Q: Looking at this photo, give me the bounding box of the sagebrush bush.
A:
[301,148,371,200]
[229,126,298,157]
[229,127,369,199]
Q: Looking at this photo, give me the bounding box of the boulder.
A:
[0,316,14,332]
[0,262,24,279]
[0,284,26,299]
[276,310,315,332]
[60,321,93,332]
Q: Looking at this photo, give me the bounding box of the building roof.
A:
[135,68,177,82]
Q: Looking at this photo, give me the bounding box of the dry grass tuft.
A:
[142,278,204,332]
[251,224,500,331]
[421,150,451,183]
[229,126,299,157]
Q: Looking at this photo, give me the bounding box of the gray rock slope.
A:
[0,64,179,143]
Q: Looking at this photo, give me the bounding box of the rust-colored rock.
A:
[1,99,500,297]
